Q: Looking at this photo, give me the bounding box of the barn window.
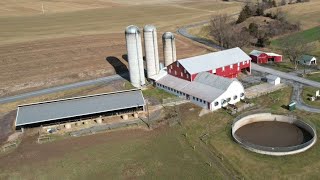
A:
[169,69,171,73]
[221,99,226,105]
[222,67,225,71]
[230,65,233,69]
[170,65,172,69]
[240,93,244,97]
[233,95,238,100]
[200,99,202,103]
[193,97,195,100]
[174,71,177,75]
[184,69,186,73]
[177,62,179,67]
[214,102,219,106]
[187,74,189,78]
[181,72,183,77]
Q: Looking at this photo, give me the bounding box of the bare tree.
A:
[209,14,232,48]
[209,15,250,48]
[280,38,312,70]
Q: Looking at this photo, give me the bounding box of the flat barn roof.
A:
[15,89,145,127]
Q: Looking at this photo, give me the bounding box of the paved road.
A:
[290,83,320,113]
[0,73,128,104]
[252,64,320,88]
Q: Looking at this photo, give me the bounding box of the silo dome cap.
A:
[143,24,156,32]
[125,25,140,34]
[162,32,175,39]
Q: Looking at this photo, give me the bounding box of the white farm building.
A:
[155,72,245,111]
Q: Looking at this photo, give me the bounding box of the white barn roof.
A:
[250,50,281,57]
[157,72,240,102]
[178,47,251,74]
[15,89,145,127]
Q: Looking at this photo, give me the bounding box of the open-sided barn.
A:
[167,47,251,79]
[249,50,282,64]
[15,89,145,128]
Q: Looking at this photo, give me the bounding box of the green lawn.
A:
[143,86,175,102]
[302,86,320,108]
[305,73,320,82]
[271,26,320,47]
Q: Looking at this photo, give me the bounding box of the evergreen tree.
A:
[236,5,253,24]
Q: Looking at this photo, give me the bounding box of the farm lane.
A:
[0,73,128,104]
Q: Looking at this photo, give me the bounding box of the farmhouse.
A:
[250,50,282,64]
[15,89,145,129]
[298,55,317,65]
[167,47,251,79]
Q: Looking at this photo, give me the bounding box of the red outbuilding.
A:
[167,47,251,80]
[249,50,282,64]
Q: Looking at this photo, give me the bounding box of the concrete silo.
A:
[143,25,160,78]
[162,32,177,67]
[125,25,145,88]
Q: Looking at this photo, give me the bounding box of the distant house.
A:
[298,55,317,65]
[266,75,281,85]
[249,50,282,64]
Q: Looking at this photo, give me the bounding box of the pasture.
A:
[1,86,320,179]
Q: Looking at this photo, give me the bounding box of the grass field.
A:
[279,0,320,30]
[305,73,320,82]
[271,26,320,47]
[1,83,320,179]
[302,86,320,108]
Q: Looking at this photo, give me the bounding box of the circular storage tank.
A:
[232,113,317,156]
[143,25,160,78]
[162,32,176,66]
[125,25,146,88]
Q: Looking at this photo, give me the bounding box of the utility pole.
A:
[146,99,150,127]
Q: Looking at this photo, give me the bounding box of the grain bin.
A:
[162,32,176,67]
[125,25,146,88]
[143,25,160,78]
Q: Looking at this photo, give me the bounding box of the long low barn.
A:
[15,89,145,128]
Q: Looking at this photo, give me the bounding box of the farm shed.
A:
[167,47,251,79]
[298,55,317,65]
[250,50,282,64]
[266,75,281,85]
[156,72,245,111]
[15,89,145,128]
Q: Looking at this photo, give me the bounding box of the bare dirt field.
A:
[0,0,242,97]
[0,33,209,97]
[0,110,16,144]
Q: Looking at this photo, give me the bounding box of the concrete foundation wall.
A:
[232,113,317,156]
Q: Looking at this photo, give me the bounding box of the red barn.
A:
[249,50,282,64]
[167,47,251,80]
